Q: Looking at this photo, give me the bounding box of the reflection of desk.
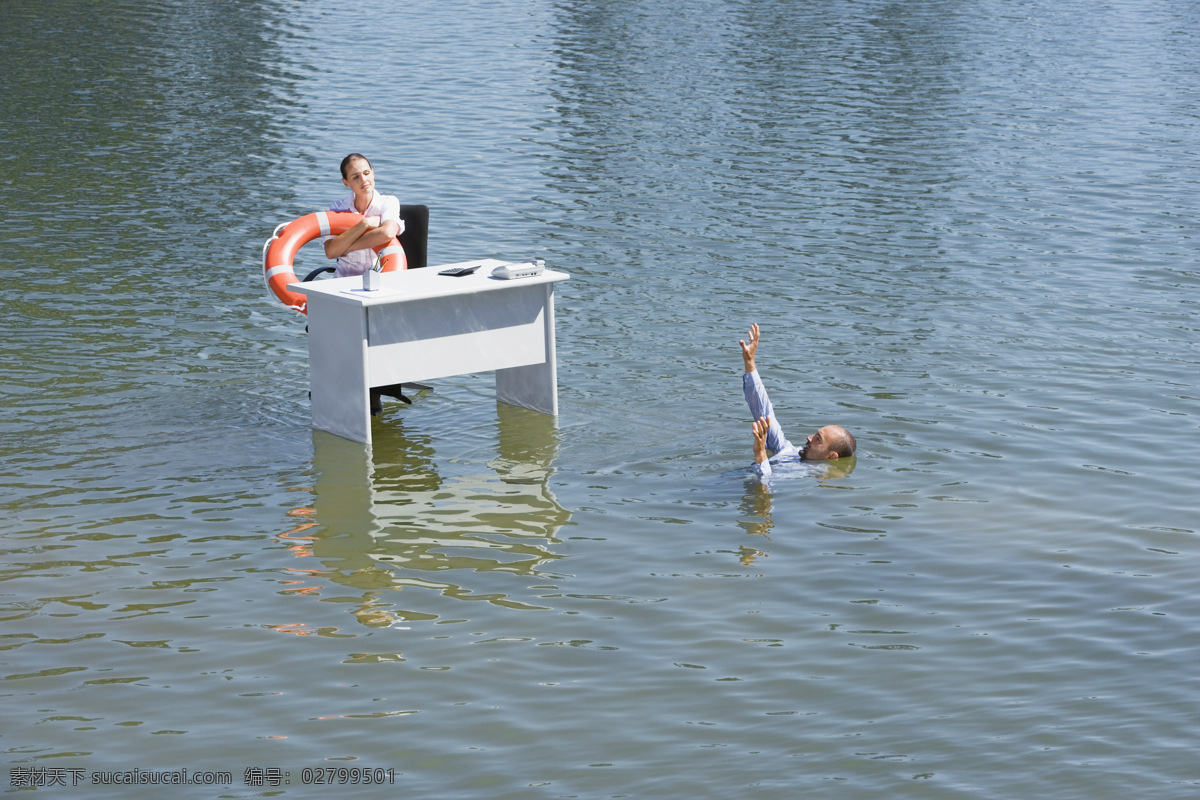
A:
[292,260,569,444]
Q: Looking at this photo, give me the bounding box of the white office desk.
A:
[291,260,568,444]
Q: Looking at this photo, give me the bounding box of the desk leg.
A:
[307,299,372,444]
[496,284,559,415]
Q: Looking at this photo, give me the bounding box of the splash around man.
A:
[740,323,856,476]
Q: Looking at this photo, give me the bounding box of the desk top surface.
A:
[290,259,569,307]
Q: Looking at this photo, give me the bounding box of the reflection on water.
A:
[276,405,571,631]
[737,458,858,565]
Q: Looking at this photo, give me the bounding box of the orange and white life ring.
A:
[262,211,406,313]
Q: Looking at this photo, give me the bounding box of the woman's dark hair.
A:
[340,153,371,178]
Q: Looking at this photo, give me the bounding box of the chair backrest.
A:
[399,205,429,269]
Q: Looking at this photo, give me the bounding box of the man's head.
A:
[800,425,856,461]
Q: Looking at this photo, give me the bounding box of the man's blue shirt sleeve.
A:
[743,369,795,458]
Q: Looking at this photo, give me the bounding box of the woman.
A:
[322,153,405,277]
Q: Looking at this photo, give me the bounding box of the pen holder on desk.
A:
[363,269,381,292]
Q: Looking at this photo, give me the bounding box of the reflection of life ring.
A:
[262,211,406,313]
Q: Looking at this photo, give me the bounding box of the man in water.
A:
[323,153,404,277]
[740,323,856,476]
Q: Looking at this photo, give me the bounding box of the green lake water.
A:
[2,0,1198,797]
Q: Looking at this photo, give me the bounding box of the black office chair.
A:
[398,204,429,270]
[302,204,430,281]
